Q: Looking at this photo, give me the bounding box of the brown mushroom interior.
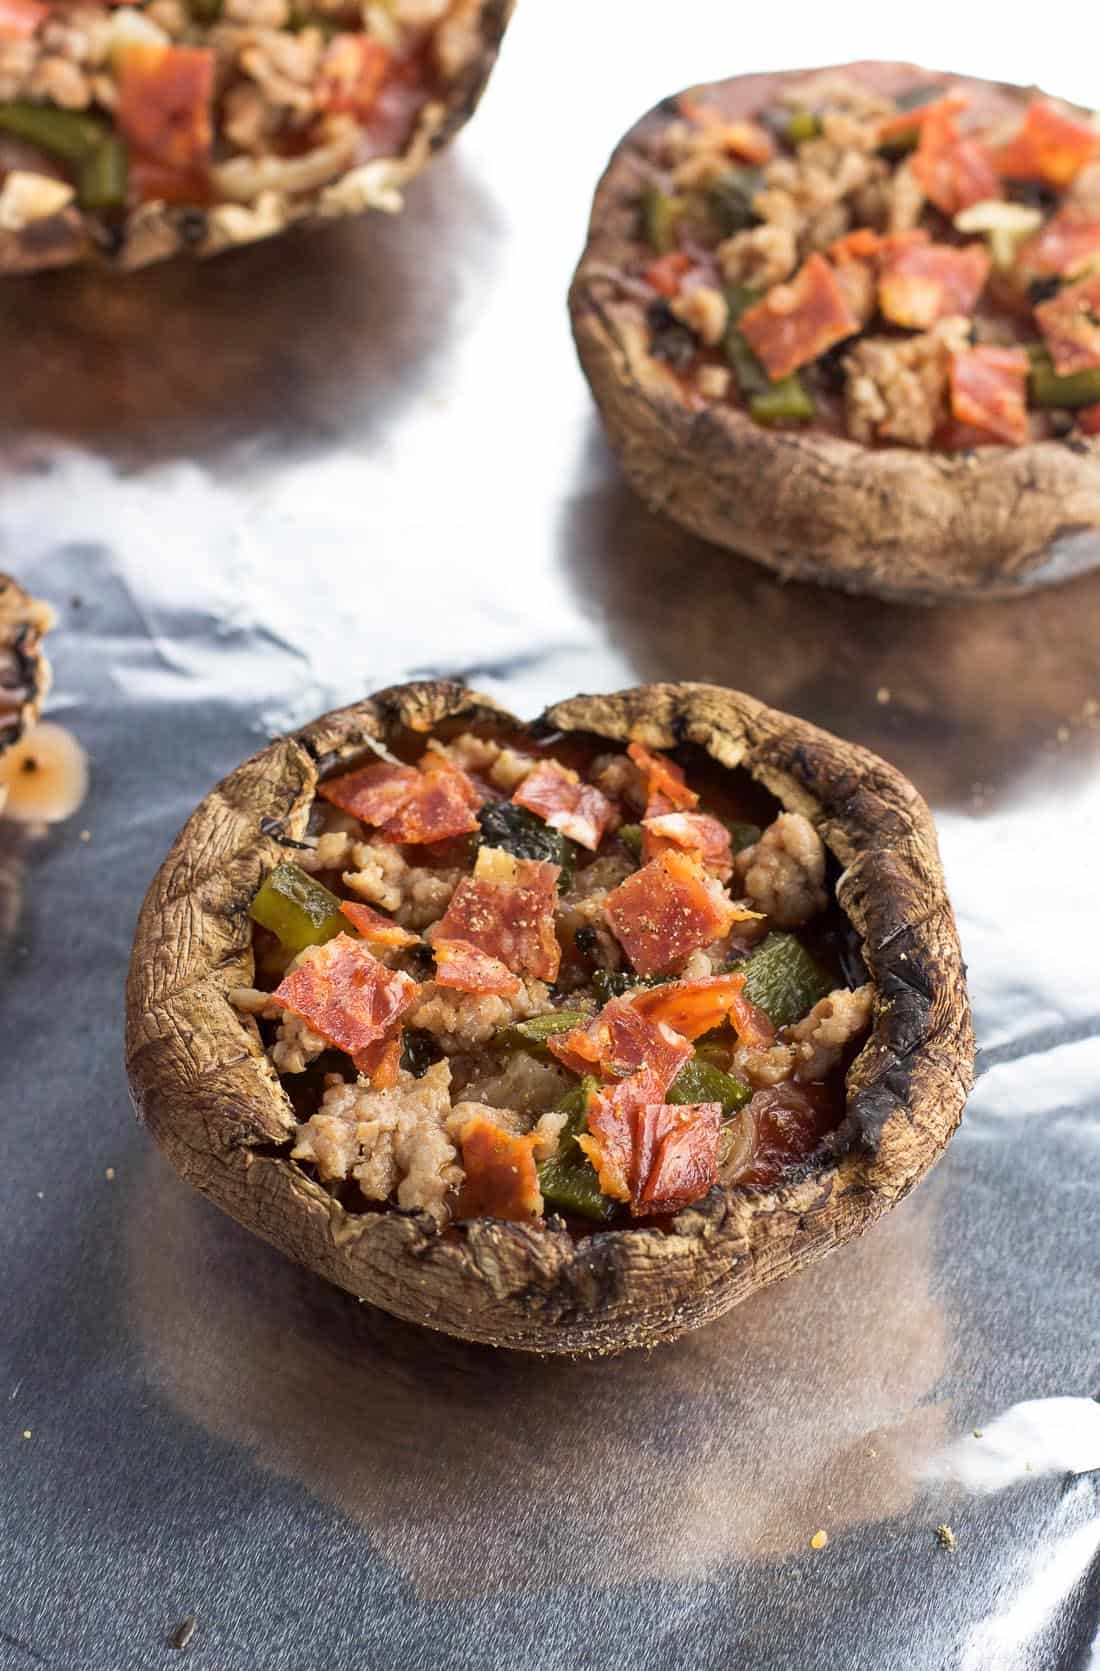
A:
[232,718,873,1234]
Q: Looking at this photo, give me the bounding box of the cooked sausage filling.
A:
[624,71,1100,447]
[233,725,873,1227]
[0,0,474,238]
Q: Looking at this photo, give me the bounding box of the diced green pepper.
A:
[738,931,834,1028]
[249,861,344,955]
[400,1029,440,1079]
[618,823,644,857]
[707,166,763,236]
[1029,349,1100,410]
[476,801,579,886]
[749,377,815,425]
[786,109,821,145]
[642,181,687,253]
[894,83,947,112]
[537,1078,618,1223]
[0,102,105,164]
[495,1010,587,1054]
[591,969,665,1007]
[77,136,127,211]
[668,1054,751,1116]
[725,820,762,855]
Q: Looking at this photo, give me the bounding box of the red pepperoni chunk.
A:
[641,811,733,880]
[636,1101,721,1216]
[272,934,420,1074]
[379,755,482,844]
[992,99,1100,189]
[910,107,1001,216]
[352,1034,403,1089]
[948,347,1031,445]
[879,239,990,329]
[739,253,860,381]
[434,853,561,981]
[339,899,421,949]
[627,742,699,814]
[877,90,969,144]
[432,937,523,998]
[1018,211,1100,281]
[644,252,693,298]
[631,972,774,1045]
[512,759,618,851]
[1078,404,1100,435]
[578,1067,666,1202]
[0,0,46,36]
[116,43,214,173]
[547,996,693,1089]
[603,849,745,977]
[318,760,419,824]
[1035,272,1100,376]
[458,1117,543,1223]
[731,1084,836,1187]
[316,34,391,119]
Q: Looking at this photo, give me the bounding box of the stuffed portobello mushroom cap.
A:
[0,0,513,275]
[570,61,1100,602]
[125,680,973,1355]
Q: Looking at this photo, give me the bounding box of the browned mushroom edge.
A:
[0,572,53,756]
[124,679,974,1355]
[0,0,514,277]
[569,60,1100,603]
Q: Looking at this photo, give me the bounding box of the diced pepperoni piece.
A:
[992,100,1100,188]
[116,43,214,172]
[577,1067,666,1202]
[434,851,561,981]
[339,899,421,949]
[1078,404,1100,435]
[732,1084,836,1187]
[636,1101,721,1215]
[739,253,859,380]
[512,759,618,851]
[829,227,883,264]
[1035,272,1100,376]
[603,849,746,977]
[379,755,482,844]
[272,934,420,1073]
[910,107,1000,216]
[878,239,990,329]
[631,972,776,1044]
[644,252,693,298]
[877,90,969,144]
[0,0,46,37]
[316,34,391,119]
[948,347,1031,444]
[627,741,699,814]
[547,996,693,1090]
[641,811,733,880]
[1017,211,1100,281]
[722,119,776,165]
[432,937,522,998]
[353,1034,403,1089]
[318,760,419,824]
[458,1117,543,1224]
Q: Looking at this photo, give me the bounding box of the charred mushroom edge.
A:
[569,60,1100,603]
[124,679,974,1355]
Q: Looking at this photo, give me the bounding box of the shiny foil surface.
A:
[2,4,1099,1666]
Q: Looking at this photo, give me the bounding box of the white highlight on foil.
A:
[927,1397,1100,1493]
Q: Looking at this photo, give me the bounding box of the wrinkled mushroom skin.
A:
[0,0,514,277]
[569,60,1100,603]
[125,680,974,1355]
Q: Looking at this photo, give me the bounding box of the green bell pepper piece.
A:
[738,931,834,1029]
[590,969,665,1007]
[537,1079,618,1223]
[400,1029,440,1079]
[786,109,821,145]
[494,1010,587,1055]
[668,1054,751,1115]
[476,801,579,887]
[77,136,128,212]
[249,861,344,955]
[749,379,815,425]
[723,287,816,423]
[0,102,105,164]
[642,181,687,253]
[724,820,762,855]
[1029,349,1100,410]
[617,823,644,857]
[707,166,763,236]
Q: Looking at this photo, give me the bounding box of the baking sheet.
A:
[2,3,1099,1666]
